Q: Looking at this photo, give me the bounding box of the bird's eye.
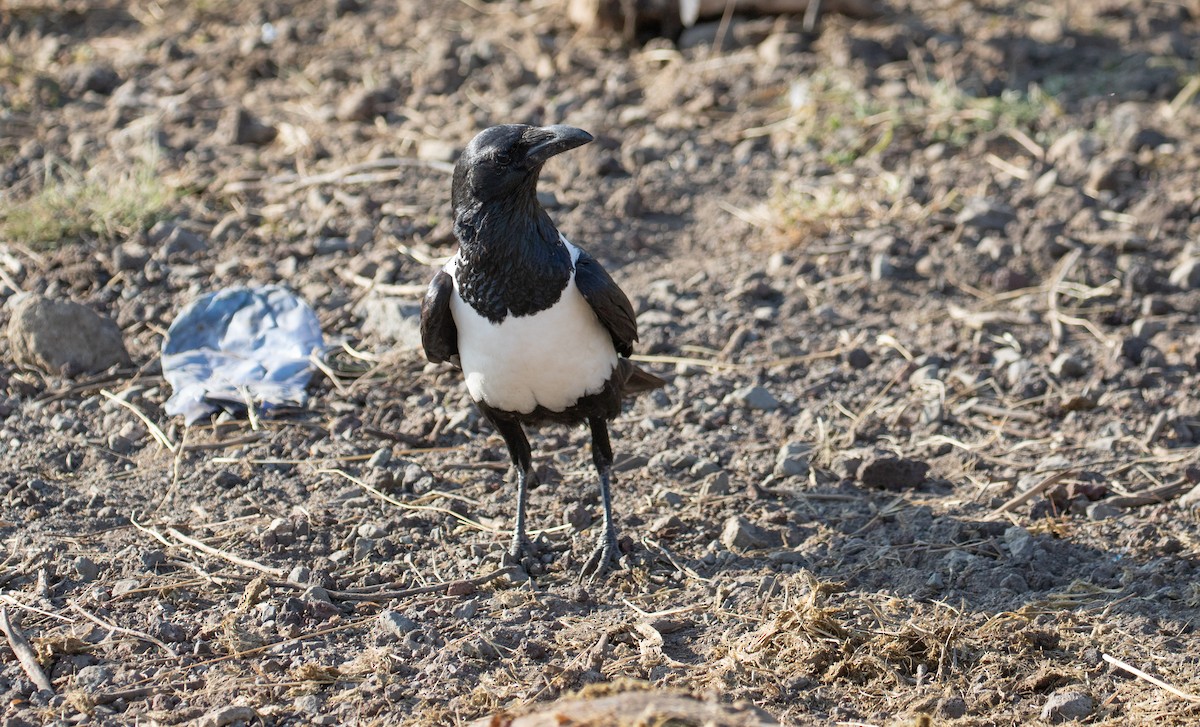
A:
[494,152,512,166]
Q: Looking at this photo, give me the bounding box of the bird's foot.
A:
[578,529,620,582]
[503,535,538,572]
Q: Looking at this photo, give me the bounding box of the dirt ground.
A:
[2,0,1200,724]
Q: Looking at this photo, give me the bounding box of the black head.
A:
[451,124,594,214]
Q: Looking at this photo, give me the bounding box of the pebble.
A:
[378,610,418,639]
[719,516,781,551]
[1086,502,1121,521]
[1040,691,1094,723]
[869,253,896,281]
[64,62,121,95]
[563,501,591,531]
[1120,335,1149,364]
[336,88,384,121]
[72,556,100,581]
[956,197,1015,231]
[73,664,115,689]
[354,296,423,351]
[727,385,779,411]
[357,522,386,539]
[111,242,151,272]
[107,433,134,454]
[294,695,323,714]
[689,458,721,477]
[1049,353,1087,379]
[110,578,140,598]
[302,586,333,604]
[149,221,206,257]
[141,549,166,571]
[1132,318,1165,338]
[649,514,684,538]
[1004,526,1037,563]
[856,456,929,490]
[700,471,731,496]
[845,347,873,370]
[773,441,811,478]
[221,106,277,146]
[1168,258,1200,289]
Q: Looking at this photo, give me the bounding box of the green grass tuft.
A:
[0,155,175,248]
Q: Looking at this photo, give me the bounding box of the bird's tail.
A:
[618,358,667,396]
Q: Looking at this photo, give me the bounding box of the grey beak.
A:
[523,125,594,167]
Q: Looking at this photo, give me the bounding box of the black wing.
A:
[420,269,459,365]
[574,250,638,357]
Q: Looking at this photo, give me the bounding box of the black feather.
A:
[420,269,459,365]
[574,250,638,357]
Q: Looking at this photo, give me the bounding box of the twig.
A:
[0,607,55,693]
[1141,410,1170,449]
[968,401,1043,424]
[164,527,285,578]
[990,470,1074,516]
[1047,248,1082,352]
[335,268,428,297]
[100,389,176,450]
[320,565,519,602]
[317,468,501,533]
[1103,653,1200,703]
[68,602,179,658]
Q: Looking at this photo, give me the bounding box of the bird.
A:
[420,124,665,579]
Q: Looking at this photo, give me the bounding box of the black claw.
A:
[579,529,620,582]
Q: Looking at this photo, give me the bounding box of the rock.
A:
[1120,335,1149,364]
[1169,258,1200,289]
[845,347,872,369]
[367,448,391,469]
[648,514,684,538]
[856,456,929,490]
[1086,502,1121,521]
[417,139,457,163]
[720,516,781,551]
[699,471,731,496]
[1040,691,1094,723]
[869,254,896,281]
[110,578,140,598]
[1131,318,1165,339]
[727,385,779,411]
[141,549,166,571]
[939,696,968,719]
[111,242,151,271]
[956,198,1015,231]
[378,610,418,639]
[1049,353,1087,379]
[221,107,276,145]
[1004,526,1037,563]
[149,221,206,258]
[355,296,423,350]
[293,695,323,715]
[8,295,131,376]
[563,501,591,531]
[73,664,114,689]
[337,88,385,121]
[773,441,811,478]
[63,63,121,95]
[71,556,99,581]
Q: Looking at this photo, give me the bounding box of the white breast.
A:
[447,240,618,414]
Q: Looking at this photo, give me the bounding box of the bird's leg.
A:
[580,416,619,580]
[487,413,537,567]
